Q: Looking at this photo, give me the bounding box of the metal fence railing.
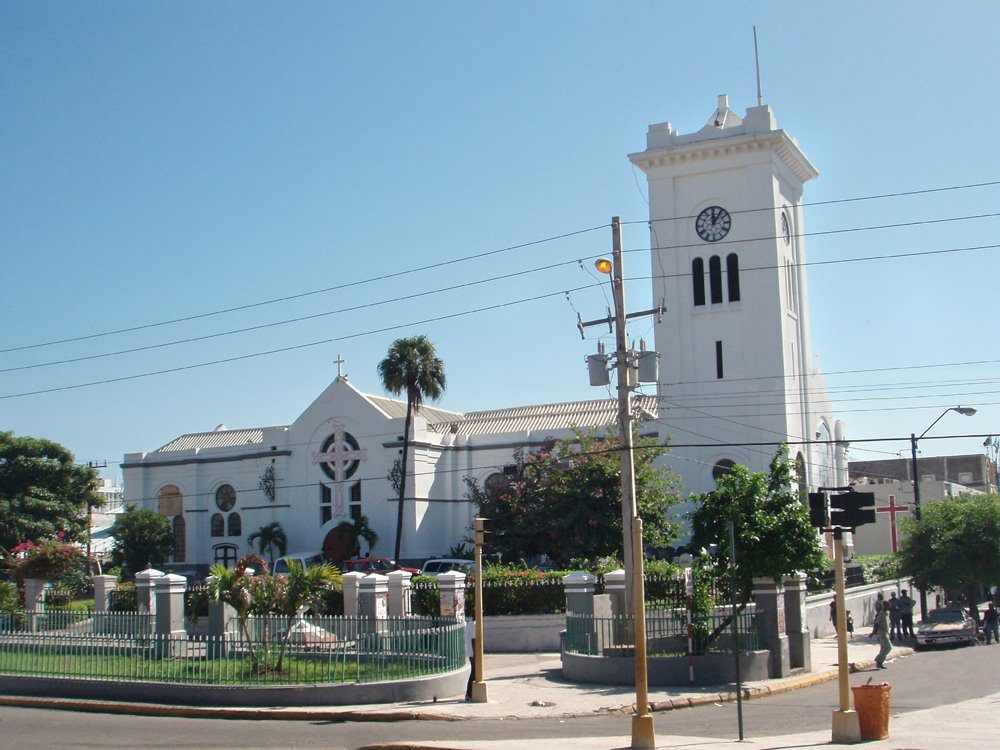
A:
[564,605,761,658]
[0,612,464,687]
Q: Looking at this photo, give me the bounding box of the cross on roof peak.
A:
[334,354,347,381]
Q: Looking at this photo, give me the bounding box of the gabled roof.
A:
[149,392,656,454]
[155,427,274,453]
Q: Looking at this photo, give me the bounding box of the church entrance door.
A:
[322,527,355,565]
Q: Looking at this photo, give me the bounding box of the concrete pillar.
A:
[23,578,48,632]
[92,575,117,614]
[358,573,389,634]
[783,572,811,671]
[753,576,791,678]
[563,572,597,615]
[437,571,467,620]
[154,573,188,656]
[387,570,413,618]
[207,599,238,658]
[342,572,364,617]
[134,567,164,618]
[604,569,627,618]
[563,572,598,655]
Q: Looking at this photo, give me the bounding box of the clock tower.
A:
[629,95,847,496]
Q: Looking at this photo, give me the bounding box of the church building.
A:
[123,96,847,573]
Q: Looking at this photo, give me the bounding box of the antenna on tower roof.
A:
[753,26,764,106]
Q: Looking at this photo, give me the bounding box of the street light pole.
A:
[910,406,977,620]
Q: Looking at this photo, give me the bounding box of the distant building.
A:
[847,476,982,557]
[850,454,995,495]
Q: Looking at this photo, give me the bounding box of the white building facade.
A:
[123,96,847,572]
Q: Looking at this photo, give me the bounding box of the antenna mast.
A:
[753,26,764,106]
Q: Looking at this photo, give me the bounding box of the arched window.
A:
[692,258,706,306]
[213,544,238,569]
[172,515,186,563]
[157,485,182,517]
[210,513,224,537]
[726,253,741,302]
[227,512,242,537]
[712,459,736,483]
[709,255,723,304]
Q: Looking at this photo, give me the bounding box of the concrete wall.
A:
[805,579,916,637]
[0,668,469,707]
[482,614,564,652]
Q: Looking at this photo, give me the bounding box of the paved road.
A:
[2,643,997,749]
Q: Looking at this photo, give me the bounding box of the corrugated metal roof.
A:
[155,427,273,453]
[428,395,658,437]
[366,395,464,425]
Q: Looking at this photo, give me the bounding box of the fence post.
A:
[387,569,413,618]
[342,572,364,617]
[603,569,632,648]
[135,567,164,628]
[358,573,389,634]
[437,571,467,620]
[23,577,49,632]
[564,572,597,655]
[783,572,811,671]
[154,573,187,656]
[752,576,790,678]
[92,575,117,614]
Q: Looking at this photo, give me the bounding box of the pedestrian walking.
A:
[888,592,902,640]
[899,590,915,638]
[983,603,999,645]
[871,604,892,669]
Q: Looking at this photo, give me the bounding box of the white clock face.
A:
[695,206,731,242]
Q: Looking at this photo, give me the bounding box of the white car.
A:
[915,608,978,648]
[421,558,476,577]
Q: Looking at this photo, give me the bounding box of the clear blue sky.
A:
[2,2,997,486]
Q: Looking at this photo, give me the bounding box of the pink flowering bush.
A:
[7,537,84,582]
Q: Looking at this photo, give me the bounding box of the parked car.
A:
[272,552,325,576]
[914,607,978,648]
[340,557,421,576]
[421,558,476,577]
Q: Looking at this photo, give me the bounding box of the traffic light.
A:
[808,491,828,528]
[829,491,876,530]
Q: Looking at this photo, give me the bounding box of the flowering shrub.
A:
[6,538,84,583]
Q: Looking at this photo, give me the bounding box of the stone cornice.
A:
[628,129,818,184]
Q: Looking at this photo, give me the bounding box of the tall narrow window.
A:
[692,258,706,306]
[726,253,741,301]
[715,340,724,379]
[210,513,224,537]
[227,512,242,537]
[350,482,362,521]
[172,515,186,563]
[709,255,723,304]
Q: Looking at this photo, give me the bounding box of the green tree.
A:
[378,335,446,562]
[110,506,174,579]
[689,447,823,604]
[210,553,341,671]
[333,515,378,558]
[898,493,1000,605]
[247,521,288,568]
[465,426,681,567]
[0,431,101,551]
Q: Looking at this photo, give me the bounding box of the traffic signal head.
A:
[829,491,876,530]
[807,492,828,528]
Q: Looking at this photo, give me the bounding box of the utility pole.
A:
[580,217,661,612]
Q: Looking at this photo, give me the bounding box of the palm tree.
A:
[334,515,378,558]
[378,335,446,562]
[247,521,288,568]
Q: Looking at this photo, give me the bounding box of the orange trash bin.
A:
[852,682,891,740]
